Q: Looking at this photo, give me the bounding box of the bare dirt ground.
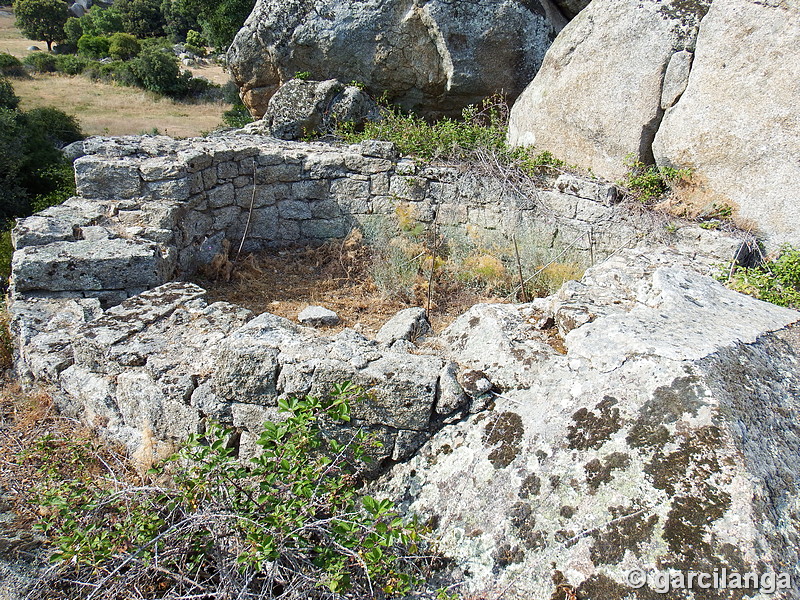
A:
[0,10,234,138]
[197,238,510,338]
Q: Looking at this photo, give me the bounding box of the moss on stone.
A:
[482,411,524,468]
[567,396,622,451]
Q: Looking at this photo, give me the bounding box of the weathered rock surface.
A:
[297,305,340,326]
[652,0,800,247]
[375,307,430,344]
[508,0,711,180]
[228,0,566,119]
[552,0,590,19]
[243,79,381,140]
[375,247,800,598]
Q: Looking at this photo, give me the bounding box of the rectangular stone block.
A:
[75,156,141,200]
[389,175,428,201]
[11,239,175,293]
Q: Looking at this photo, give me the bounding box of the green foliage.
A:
[127,46,188,96]
[0,108,27,221]
[63,15,84,45]
[13,0,69,51]
[160,0,200,41]
[620,155,692,203]
[181,0,254,49]
[77,33,111,58]
[293,70,311,80]
[54,53,88,75]
[185,28,206,51]
[88,5,125,35]
[0,52,26,77]
[108,31,141,59]
[28,383,428,598]
[0,76,20,110]
[340,94,565,179]
[222,103,253,128]
[22,51,57,72]
[726,245,800,309]
[115,0,166,39]
[30,161,76,212]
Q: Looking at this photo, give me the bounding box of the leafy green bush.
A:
[339,94,565,179]
[726,245,800,309]
[185,28,206,50]
[77,33,111,58]
[86,5,125,35]
[23,51,57,72]
[108,31,141,59]
[28,383,429,598]
[222,103,253,127]
[128,46,188,96]
[0,76,19,110]
[54,53,88,75]
[619,155,691,203]
[115,0,165,38]
[0,52,26,77]
[63,15,84,45]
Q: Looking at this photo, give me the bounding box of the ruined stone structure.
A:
[10,133,797,598]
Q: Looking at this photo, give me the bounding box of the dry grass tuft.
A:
[199,233,508,335]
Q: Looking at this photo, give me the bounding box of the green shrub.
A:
[77,33,111,58]
[115,0,165,38]
[0,52,26,77]
[87,5,125,35]
[726,245,800,309]
[619,154,691,203]
[0,77,19,110]
[22,51,57,72]
[63,15,83,45]
[185,28,206,49]
[108,31,140,59]
[24,106,82,148]
[128,47,188,96]
[222,103,253,127]
[54,53,88,75]
[28,383,429,598]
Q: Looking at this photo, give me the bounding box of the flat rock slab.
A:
[298,305,340,326]
[11,238,174,293]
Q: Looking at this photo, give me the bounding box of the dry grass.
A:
[0,7,33,56]
[1,9,234,137]
[198,234,509,336]
[14,73,231,137]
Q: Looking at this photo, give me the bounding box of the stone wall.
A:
[11,133,681,308]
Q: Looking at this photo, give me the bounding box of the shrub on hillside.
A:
[0,53,26,77]
[128,46,188,96]
[63,15,84,45]
[77,33,111,58]
[727,245,800,309]
[0,77,19,110]
[54,53,88,75]
[27,384,430,598]
[115,0,165,38]
[23,51,57,73]
[108,31,141,60]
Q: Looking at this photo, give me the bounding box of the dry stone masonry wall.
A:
[11,132,793,598]
[11,133,666,307]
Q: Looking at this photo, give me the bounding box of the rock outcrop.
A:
[376,247,800,598]
[227,0,566,119]
[507,0,710,180]
[242,79,381,141]
[508,0,800,247]
[652,0,800,247]
[9,130,786,598]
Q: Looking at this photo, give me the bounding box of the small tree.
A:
[13,0,69,52]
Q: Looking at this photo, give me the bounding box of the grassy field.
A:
[0,8,235,138]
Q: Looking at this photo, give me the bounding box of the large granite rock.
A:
[243,79,381,140]
[228,0,566,119]
[508,0,711,180]
[652,0,800,247]
[375,247,800,598]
